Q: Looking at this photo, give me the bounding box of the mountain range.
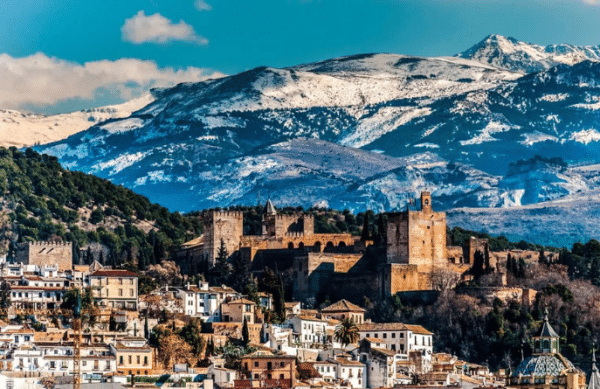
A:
[24,34,600,246]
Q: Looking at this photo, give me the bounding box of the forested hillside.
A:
[0,147,201,268]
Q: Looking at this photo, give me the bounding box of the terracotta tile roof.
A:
[285,302,301,308]
[209,286,236,293]
[371,347,396,357]
[404,324,433,335]
[227,298,256,305]
[363,337,384,343]
[295,314,327,322]
[90,270,138,277]
[357,322,432,335]
[321,299,366,313]
[334,357,365,366]
[10,285,65,291]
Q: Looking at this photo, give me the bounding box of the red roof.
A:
[90,270,138,277]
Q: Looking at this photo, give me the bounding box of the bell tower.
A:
[421,191,432,213]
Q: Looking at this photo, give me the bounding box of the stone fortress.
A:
[179,192,535,304]
[14,240,73,272]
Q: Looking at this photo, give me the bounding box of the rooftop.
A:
[90,269,138,277]
[357,322,433,335]
[321,299,366,313]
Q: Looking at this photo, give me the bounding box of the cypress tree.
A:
[242,317,250,347]
[361,211,370,242]
[144,315,149,339]
[539,247,547,265]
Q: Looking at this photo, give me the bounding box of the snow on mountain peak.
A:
[459,34,600,73]
[0,93,154,148]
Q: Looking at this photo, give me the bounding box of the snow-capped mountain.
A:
[459,34,600,73]
[33,36,600,245]
[0,94,154,148]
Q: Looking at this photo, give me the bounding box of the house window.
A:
[82,361,87,366]
[130,289,134,297]
[129,356,132,364]
[392,333,396,338]
[267,374,272,379]
[119,289,123,297]
[144,356,148,366]
[383,333,387,339]
[280,362,285,367]
[280,374,285,379]
[50,361,56,369]
[119,356,123,365]
[254,362,259,367]
[254,374,259,379]
[120,279,123,285]
[137,356,141,364]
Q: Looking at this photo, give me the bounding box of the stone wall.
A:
[15,241,73,271]
[292,252,363,301]
[383,264,422,296]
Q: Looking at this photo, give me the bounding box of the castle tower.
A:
[203,210,244,266]
[421,191,432,213]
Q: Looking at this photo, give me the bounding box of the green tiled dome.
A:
[512,354,575,378]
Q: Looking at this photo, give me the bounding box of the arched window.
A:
[314,242,321,252]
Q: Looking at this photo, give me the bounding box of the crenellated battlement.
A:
[26,241,73,247]
[285,231,305,238]
[210,210,244,219]
[15,240,73,272]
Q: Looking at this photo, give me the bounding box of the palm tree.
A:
[334,318,359,347]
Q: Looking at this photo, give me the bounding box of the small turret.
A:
[589,346,600,389]
[532,308,560,354]
[264,199,277,216]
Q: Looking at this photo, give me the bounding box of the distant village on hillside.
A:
[0,192,597,389]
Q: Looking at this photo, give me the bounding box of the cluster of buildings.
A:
[0,192,592,389]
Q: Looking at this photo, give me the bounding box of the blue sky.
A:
[2,0,600,113]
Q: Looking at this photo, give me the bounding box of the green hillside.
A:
[0,147,201,268]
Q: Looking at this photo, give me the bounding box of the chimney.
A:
[200,281,209,291]
[187,282,191,290]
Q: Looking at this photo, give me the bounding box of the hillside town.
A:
[0,193,596,389]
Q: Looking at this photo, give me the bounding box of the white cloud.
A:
[0,52,225,110]
[194,0,212,11]
[121,11,208,45]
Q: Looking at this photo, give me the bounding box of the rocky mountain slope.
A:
[33,35,600,245]
[458,34,600,73]
[0,94,154,148]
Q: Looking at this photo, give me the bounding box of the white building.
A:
[356,322,433,366]
[288,314,329,348]
[175,282,239,322]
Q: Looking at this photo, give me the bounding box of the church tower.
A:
[421,191,432,213]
